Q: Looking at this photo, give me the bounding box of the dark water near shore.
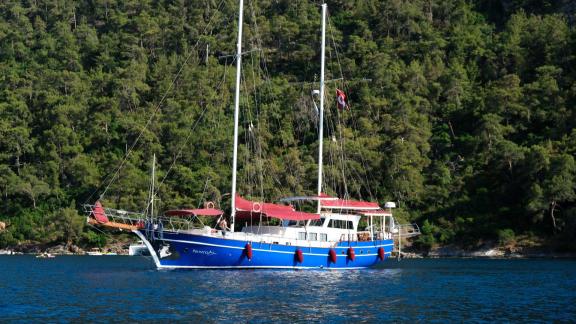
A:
[0,256,575,322]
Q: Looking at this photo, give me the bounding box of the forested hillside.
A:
[1,0,575,252]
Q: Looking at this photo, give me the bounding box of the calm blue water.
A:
[0,256,575,322]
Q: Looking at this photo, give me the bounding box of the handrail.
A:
[393,223,421,238]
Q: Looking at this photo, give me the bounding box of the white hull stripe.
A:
[160,237,393,257]
[158,265,369,270]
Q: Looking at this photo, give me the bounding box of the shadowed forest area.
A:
[1,0,576,253]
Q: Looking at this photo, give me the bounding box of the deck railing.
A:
[393,223,421,238]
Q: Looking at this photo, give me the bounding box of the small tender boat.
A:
[36,252,55,258]
[129,241,149,256]
[86,248,103,256]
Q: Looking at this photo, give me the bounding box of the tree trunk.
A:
[550,200,557,234]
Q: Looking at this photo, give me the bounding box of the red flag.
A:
[336,89,349,110]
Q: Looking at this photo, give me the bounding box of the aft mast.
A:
[151,153,156,219]
[146,153,156,222]
[316,3,327,213]
[230,0,244,232]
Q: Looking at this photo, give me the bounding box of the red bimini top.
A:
[235,195,319,221]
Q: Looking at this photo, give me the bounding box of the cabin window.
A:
[308,218,324,227]
[328,219,353,229]
[308,233,317,241]
[298,232,306,240]
[320,233,328,241]
[283,220,301,227]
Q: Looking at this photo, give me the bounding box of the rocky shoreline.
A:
[0,242,130,256]
[399,245,576,259]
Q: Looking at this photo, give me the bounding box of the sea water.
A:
[0,256,574,322]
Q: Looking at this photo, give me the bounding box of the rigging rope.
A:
[85,0,228,205]
[327,12,376,202]
[146,36,232,213]
[154,105,208,198]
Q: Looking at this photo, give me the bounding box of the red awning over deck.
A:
[164,208,224,217]
[235,195,319,221]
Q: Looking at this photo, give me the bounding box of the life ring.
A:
[252,202,262,213]
[205,201,215,209]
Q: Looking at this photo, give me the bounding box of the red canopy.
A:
[164,208,224,217]
[321,198,380,210]
[235,195,319,221]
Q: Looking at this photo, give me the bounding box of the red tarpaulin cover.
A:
[235,195,319,221]
[92,201,109,223]
[164,208,224,217]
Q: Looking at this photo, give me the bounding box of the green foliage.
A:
[417,219,438,250]
[82,230,107,248]
[1,0,575,250]
[46,207,85,245]
[497,228,516,246]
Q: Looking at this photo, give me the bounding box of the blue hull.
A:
[135,230,394,269]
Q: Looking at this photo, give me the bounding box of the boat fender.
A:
[329,249,337,263]
[347,247,355,261]
[245,243,253,261]
[378,247,385,261]
[295,249,304,263]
